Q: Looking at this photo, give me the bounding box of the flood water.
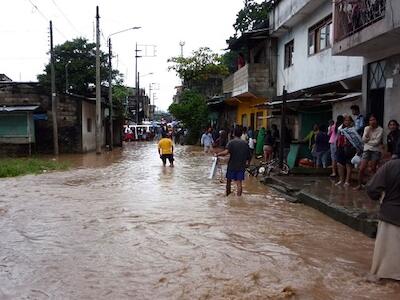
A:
[0,142,399,299]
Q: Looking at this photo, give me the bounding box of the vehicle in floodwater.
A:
[123,124,159,141]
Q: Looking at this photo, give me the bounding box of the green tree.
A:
[37,37,122,95]
[168,47,228,85]
[168,90,209,144]
[112,84,129,118]
[233,0,271,34]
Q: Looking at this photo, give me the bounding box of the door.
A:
[367,60,386,127]
[250,113,255,130]
[368,88,385,127]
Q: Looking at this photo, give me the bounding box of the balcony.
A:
[333,0,400,57]
[223,63,271,100]
[334,0,386,42]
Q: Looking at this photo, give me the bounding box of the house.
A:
[0,81,109,155]
[332,0,400,129]
[267,0,364,141]
[0,105,38,155]
[126,87,151,124]
[222,26,276,130]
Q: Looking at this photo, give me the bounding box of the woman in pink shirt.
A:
[329,115,344,177]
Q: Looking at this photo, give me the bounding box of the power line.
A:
[26,0,68,40]
[100,30,107,46]
[51,0,83,37]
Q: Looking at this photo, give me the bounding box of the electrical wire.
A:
[51,0,83,37]
[26,0,68,40]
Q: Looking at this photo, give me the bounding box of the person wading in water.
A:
[215,127,251,196]
[158,132,174,167]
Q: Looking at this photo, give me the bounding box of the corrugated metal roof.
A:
[0,105,39,112]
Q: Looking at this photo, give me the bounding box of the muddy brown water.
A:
[0,142,399,299]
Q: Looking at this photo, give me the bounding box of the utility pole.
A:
[137,72,141,124]
[135,43,141,124]
[108,38,113,150]
[95,6,101,154]
[279,87,287,169]
[50,21,59,155]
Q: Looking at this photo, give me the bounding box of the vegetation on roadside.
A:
[167,47,228,85]
[0,158,69,178]
[168,90,209,144]
[168,48,228,144]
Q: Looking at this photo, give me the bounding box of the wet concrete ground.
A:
[0,142,399,299]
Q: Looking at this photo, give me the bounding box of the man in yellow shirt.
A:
[158,132,174,167]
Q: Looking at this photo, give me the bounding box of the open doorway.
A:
[367,60,386,127]
[368,88,385,127]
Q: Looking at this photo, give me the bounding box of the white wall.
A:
[82,101,96,152]
[81,101,106,152]
[276,1,363,95]
[332,98,362,121]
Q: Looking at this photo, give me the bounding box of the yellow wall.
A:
[235,98,267,129]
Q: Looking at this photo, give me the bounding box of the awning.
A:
[321,92,362,103]
[206,95,225,106]
[224,92,267,106]
[0,105,39,112]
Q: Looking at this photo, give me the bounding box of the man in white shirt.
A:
[356,114,383,190]
[201,128,214,153]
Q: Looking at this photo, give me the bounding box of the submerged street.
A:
[0,142,400,299]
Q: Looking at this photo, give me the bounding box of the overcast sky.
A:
[0,0,260,111]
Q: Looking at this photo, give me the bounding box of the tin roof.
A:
[0,105,39,112]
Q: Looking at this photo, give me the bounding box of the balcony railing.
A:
[334,0,386,42]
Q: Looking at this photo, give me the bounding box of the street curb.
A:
[263,176,378,238]
[297,191,377,238]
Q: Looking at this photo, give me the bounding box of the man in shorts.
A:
[215,127,251,196]
[158,132,174,167]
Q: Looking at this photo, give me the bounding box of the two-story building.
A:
[269,0,364,140]
[333,0,400,129]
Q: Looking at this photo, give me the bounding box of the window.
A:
[87,118,92,133]
[308,32,315,55]
[284,40,294,68]
[308,15,332,55]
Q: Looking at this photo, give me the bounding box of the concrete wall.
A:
[275,1,363,95]
[223,63,273,99]
[332,98,362,121]
[382,54,400,135]
[81,100,106,152]
[223,65,249,96]
[81,101,96,152]
[271,0,322,33]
